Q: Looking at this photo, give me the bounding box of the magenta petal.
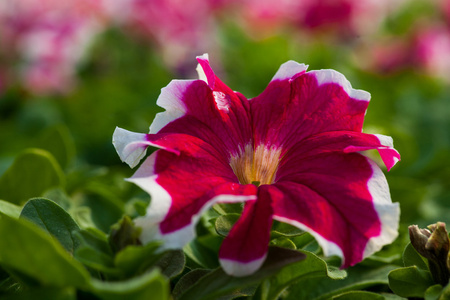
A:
[251,68,370,148]
[344,134,401,171]
[196,53,215,88]
[130,134,257,249]
[219,186,274,277]
[272,153,399,268]
[153,74,252,157]
[277,131,400,179]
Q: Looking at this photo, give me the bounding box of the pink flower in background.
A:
[235,0,402,39]
[113,55,400,276]
[367,23,450,81]
[413,25,450,81]
[109,0,221,69]
[0,0,104,94]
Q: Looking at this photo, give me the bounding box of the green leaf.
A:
[332,291,384,300]
[184,239,220,269]
[403,243,428,270]
[172,269,212,300]
[73,229,117,276]
[89,269,169,300]
[109,216,143,253]
[82,184,124,232]
[284,264,395,300]
[270,221,304,238]
[74,246,120,277]
[388,266,435,298]
[0,200,21,218]
[36,125,76,169]
[0,214,90,287]
[20,198,80,253]
[212,203,242,215]
[0,287,76,300]
[0,149,64,204]
[154,250,185,279]
[177,247,306,300]
[425,284,443,300]
[269,237,297,250]
[215,213,240,237]
[255,250,347,300]
[114,241,163,277]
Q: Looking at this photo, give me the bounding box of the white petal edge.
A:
[308,69,371,102]
[196,53,209,83]
[113,127,151,168]
[273,215,345,264]
[149,80,191,134]
[363,159,400,258]
[220,254,267,277]
[373,134,394,147]
[132,153,257,248]
[272,61,309,81]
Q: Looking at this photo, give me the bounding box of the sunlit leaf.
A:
[0,200,21,218]
[89,269,169,300]
[0,214,89,287]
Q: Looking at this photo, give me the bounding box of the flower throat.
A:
[229,144,282,186]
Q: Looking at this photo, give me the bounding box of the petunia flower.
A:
[113,54,400,277]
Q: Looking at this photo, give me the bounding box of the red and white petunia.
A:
[113,54,400,277]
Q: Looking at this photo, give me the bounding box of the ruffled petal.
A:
[277,131,400,180]
[152,58,252,157]
[129,134,257,249]
[219,185,274,277]
[251,67,370,149]
[271,153,399,268]
[113,127,178,168]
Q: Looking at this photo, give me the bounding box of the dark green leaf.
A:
[89,269,169,300]
[0,149,64,204]
[213,203,243,215]
[270,221,304,238]
[184,239,220,269]
[177,247,306,300]
[255,250,347,300]
[20,198,80,253]
[0,214,90,287]
[215,214,240,237]
[403,243,428,270]
[284,264,395,300]
[269,237,296,250]
[154,250,185,279]
[109,216,142,253]
[173,269,211,300]
[114,241,163,277]
[388,266,435,298]
[332,291,384,300]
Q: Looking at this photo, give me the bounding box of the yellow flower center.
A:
[229,144,282,186]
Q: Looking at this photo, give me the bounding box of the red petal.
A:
[271,152,398,268]
[219,185,274,276]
